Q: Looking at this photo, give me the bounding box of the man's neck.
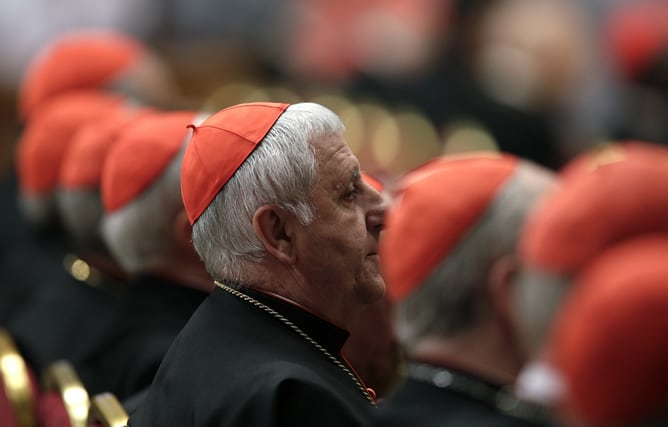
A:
[411,322,524,386]
[246,265,360,332]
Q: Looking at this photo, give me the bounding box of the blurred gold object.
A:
[442,121,499,155]
[87,392,129,427]
[43,360,90,427]
[202,82,260,112]
[241,84,302,104]
[310,93,365,154]
[70,259,92,282]
[393,110,441,172]
[0,328,37,427]
[356,102,399,172]
[62,254,126,297]
[339,103,365,155]
[309,92,354,116]
[369,112,401,171]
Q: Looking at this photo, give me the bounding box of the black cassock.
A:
[129,285,376,427]
[78,274,207,399]
[373,362,553,427]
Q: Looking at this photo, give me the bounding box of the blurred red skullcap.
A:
[380,152,518,301]
[102,111,197,213]
[559,141,668,182]
[606,0,668,79]
[17,91,125,195]
[549,235,668,426]
[19,30,144,121]
[181,102,289,225]
[520,150,668,275]
[60,106,154,190]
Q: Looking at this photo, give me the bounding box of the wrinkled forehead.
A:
[312,135,360,187]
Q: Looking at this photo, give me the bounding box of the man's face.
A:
[294,134,387,306]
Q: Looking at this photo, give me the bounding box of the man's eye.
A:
[344,187,359,201]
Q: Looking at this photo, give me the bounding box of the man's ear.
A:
[252,205,295,265]
[488,254,519,324]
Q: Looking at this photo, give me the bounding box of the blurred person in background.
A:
[467,0,619,162]
[0,0,162,195]
[16,92,126,232]
[0,102,145,427]
[1,29,180,324]
[0,1,161,92]
[512,143,668,404]
[342,294,403,402]
[604,0,668,145]
[375,153,556,426]
[13,29,179,237]
[56,106,154,280]
[4,104,150,387]
[283,0,623,170]
[130,102,386,427]
[17,29,178,124]
[341,0,568,169]
[13,29,179,230]
[532,236,668,427]
[282,0,451,86]
[0,91,124,326]
[86,110,212,400]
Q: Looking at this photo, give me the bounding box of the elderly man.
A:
[513,142,668,360]
[5,104,141,380]
[1,92,126,326]
[375,153,555,426]
[18,29,177,123]
[129,102,386,427]
[508,143,668,409]
[87,110,212,399]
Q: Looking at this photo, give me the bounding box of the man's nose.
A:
[366,187,388,235]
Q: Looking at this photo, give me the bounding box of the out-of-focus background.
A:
[2,0,667,178]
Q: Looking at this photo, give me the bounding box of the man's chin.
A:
[355,275,386,304]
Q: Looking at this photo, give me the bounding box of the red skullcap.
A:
[519,150,668,275]
[606,0,668,79]
[19,30,144,121]
[380,152,518,301]
[181,102,289,225]
[60,107,154,190]
[17,91,125,195]
[549,235,668,426]
[102,111,197,213]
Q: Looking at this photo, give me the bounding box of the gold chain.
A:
[214,281,376,406]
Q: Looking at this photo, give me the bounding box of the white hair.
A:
[192,102,345,283]
[102,147,185,273]
[19,192,58,230]
[513,265,570,356]
[397,161,556,348]
[56,189,105,250]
